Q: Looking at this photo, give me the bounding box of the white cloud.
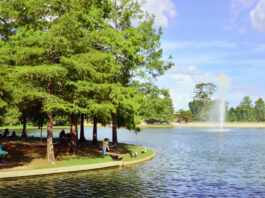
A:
[157,65,265,111]
[157,66,216,110]
[250,0,265,32]
[231,0,257,16]
[226,0,257,32]
[141,0,177,27]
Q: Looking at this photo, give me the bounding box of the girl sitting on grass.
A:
[101,138,110,158]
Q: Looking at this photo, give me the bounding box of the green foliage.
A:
[178,110,192,122]
[227,107,238,122]
[189,83,216,121]
[0,0,174,140]
[226,96,265,122]
[254,98,265,122]
[194,83,216,100]
[3,106,20,125]
[0,66,13,126]
[236,96,255,122]
[189,99,213,121]
[139,85,174,123]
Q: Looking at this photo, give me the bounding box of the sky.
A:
[141,0,265,111]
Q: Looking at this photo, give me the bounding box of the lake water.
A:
[1,127,265,197]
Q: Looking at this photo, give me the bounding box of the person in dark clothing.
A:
[59,130,66,143]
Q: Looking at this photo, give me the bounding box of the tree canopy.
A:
[0,0,175,163]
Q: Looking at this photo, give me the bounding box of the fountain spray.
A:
[209,73,230,131]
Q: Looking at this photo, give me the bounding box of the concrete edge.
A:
[0,151,155,179]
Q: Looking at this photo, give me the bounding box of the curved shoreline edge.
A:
[0,152,156,179]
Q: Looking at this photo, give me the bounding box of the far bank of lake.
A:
[1,122,265,131]
[172,122,265,128]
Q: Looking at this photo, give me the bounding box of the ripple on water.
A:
[1,127,265,197]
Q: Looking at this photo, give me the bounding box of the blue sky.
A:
[142,0,265,110]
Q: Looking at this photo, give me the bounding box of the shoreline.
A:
[1,122,265,131]
[172,122,265,128]
[0,139,155,179]
[0,152,155,179]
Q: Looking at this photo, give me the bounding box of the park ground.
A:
[0,137,153,172]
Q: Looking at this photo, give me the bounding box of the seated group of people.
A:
[0,129,18,138]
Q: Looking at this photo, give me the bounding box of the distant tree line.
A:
[183,83,265,122]
[0,0,174,164]
[227,97,265,122]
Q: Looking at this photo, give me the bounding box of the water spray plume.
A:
[208,73,230,132]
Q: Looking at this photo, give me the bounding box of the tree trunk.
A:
[69,113,78,153]
[79,114,86,142]
[47,111,55,164]
[76,122,78,144]
[112,118,118,146]
[92,116,98,145]
[21,119,27,137]
[40,127,43,143]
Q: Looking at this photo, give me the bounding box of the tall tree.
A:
[227,107,238,122]
[0,67,12,126]
[106,0,173,145]
[236,96,254,122]
[194,83,216,100]
[139,85,174,123]
[189,83,216,121]
[79,114,86,142]
[254,98,265,122]
[8,0,114,157]
[1,0,89,163]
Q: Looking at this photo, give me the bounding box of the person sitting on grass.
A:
[11,131,18,138]
[3,129,9,138]
[101,138,110,158]
[59,130,66,143]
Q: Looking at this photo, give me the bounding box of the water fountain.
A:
[208,73,230,132]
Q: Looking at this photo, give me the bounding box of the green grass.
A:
[35,157,112,169]
[138,124,175,128]
[35,144,154,170]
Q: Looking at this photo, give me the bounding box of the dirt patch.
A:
[0,139,130,170]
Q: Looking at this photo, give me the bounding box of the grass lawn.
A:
[0,137,154,171]
[139,124,175,128]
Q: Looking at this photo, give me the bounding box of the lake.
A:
[1,127,265,197]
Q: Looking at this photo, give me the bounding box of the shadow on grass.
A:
[0,137,138,170]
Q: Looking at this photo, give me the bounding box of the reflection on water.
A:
[1,127,265,197]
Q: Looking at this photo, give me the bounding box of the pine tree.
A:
[0,0,111,162]
[106,0,173,145]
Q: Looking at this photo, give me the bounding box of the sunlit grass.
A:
[35,144,154,169]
